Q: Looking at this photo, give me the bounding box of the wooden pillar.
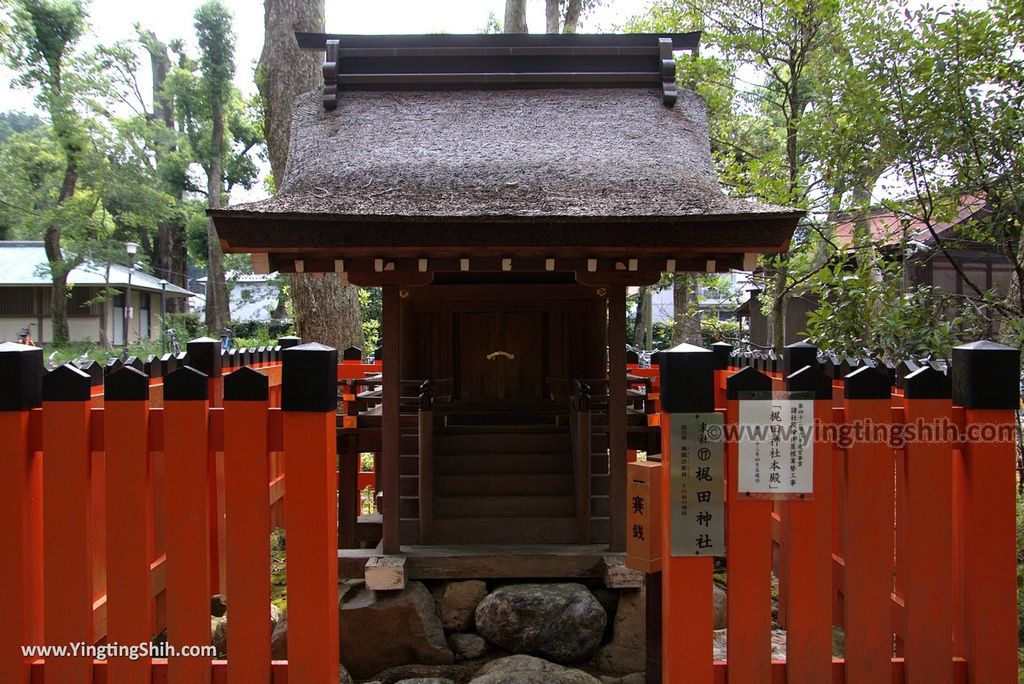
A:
[608,285,627,552]
[0,343,43,684]
[382,285,401,554]
[281,343,340,684]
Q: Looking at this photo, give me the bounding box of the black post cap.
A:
[278,335,302,349]
[104,358,124,378]
[373,347,383,362]
[282,342,339,412]
[649,350,660,367]
[43,363,92,402]
[711,341,732,370]
[784,340,818,376]
[0,342,44,411]
[227,348,238,368]
[160,353,177,375]
[186,337,222,378]
[786,365,832,400]
[839,357,861,378]
[164,365,209,401]
[625,349,639,365]
[148,356,164,378]
[105,365,150,401]
[224,366,269,402]
[658,342,715,413]
[343,346,363,361]
[76,360,103,386]
[952,340,1020,409]
[175,351,188,364]
[726,366,772,400]
[125,355,144,372]
[843,365,892,400]
[904,365,952,400]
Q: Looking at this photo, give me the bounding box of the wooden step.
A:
[441,423,567,435]
[428,517,580,544]
[436,452,572,475]
[437,432,570,455]
[436,473,574,497]
[435,495,575,518]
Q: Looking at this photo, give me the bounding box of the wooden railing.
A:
[639,339,1020,682]
[1,337,341,684]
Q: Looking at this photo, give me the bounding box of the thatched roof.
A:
[222,87,796,221]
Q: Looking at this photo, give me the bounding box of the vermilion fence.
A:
[641,340,1019,683]
[0,337,339,684]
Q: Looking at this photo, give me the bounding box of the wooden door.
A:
[457,311,545,400]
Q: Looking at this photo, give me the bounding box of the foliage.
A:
[358,287,382,351]
[805,249,985,361]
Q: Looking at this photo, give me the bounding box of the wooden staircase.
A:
[423,402,604,544]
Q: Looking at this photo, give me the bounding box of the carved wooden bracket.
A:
[659,38,678,107]
[322,38,339,111]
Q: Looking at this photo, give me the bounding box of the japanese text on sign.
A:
[737,396,814,498]
[669,412,724,556]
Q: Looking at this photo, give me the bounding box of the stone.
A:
[341,665,354,684]
[341,581,454,678]
[433,580,488,631]
[713,628,787,660]
[449,632,488,660]
[593,588,644,674]
[470,655,602,684]
[621,675,645,684]
[210,604,282,657]
[271,612,288,659]
[211,594,227,617]
[601,555,643,589]
[475,583,606,664]
[365,555,407,590]
[713,584,727,630]
[395,679,454,684]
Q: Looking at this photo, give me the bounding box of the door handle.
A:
[486,351,515,361]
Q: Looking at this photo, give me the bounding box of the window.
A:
[0,288,37,316]
[68,287,100,317]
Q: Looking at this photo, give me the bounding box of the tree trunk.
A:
[545,0,560,32]
[258,0,364,349]
[204,93,231,332]
[291,274,364,349]
[632,287,651,348]
[46,158,78,344]
[671,274,701,346]
[504,0,528,33]
[141,29,189,313]
[562,0,584,33]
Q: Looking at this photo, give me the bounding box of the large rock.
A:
[433,580,488,631]
[210,603,283,657]
[271,612,288,659]
[341,581,455,678]
[713,584,727,630]
[395,679,453,684]
[713,628,787,660]
[593,588,644,673]
[470,655,601,684]
[475,583,606,663]
[449,632,489,660]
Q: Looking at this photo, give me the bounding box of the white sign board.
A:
[737,398,814,498]
[669,412,725,556]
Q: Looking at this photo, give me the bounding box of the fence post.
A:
[951,341,1019,683]
[902,365,953,683]
[223,367,272,684]
[282,343,340,684]
[188,337,226,595]
[725,366,774,684]
[163,366,212,684]
[783,360,833,682]
[104,365,154,684]
[41,365,94,684]
[658,343,716,684]
[0,343,43,684]
[841,366,894,683]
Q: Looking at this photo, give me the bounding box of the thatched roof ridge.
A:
[223,87,799,221]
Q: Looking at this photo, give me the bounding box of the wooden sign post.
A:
[657,342,720,683]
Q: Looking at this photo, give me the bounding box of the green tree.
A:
[194,0,234,332]
[2,0,91,342]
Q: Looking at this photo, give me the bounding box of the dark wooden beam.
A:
[608,286,628,552]
[381,285,401,554]
[295,32,702,52]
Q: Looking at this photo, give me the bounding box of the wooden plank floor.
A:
[339,544,614,580]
